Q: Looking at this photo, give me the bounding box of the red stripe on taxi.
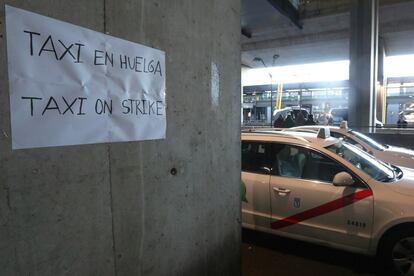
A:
[271,189,373,230]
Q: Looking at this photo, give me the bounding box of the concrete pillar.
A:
[348,0,379,129]
[377,37,386,86]
[0,1,241,275]
[266,106,272,124]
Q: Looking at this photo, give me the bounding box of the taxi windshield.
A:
[326,142,395,182]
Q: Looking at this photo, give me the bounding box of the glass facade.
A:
[242,81,349,126]
[385,79,414,126]
[242,55,414,128]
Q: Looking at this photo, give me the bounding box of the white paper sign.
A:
[5,5,166,149]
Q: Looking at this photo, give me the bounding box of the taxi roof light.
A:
[317,127,331,139]
[340,120,348,129]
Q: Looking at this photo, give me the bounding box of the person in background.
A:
[273,115,285,128]
[295,111,306,126]
[283,113,295,128]
[328,115,334,126]
[306,114,317,125]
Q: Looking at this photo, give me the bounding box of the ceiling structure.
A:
[242,0,414,68]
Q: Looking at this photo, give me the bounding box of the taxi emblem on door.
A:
[293,197,301,208]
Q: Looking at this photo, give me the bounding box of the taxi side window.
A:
[303,150,349,182]
[242,141,271,174]
[330,132,344,139]
[272,144,350,183]
[272,144,306,178]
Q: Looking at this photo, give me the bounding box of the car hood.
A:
[387,167,414,197]
[385,146,414,161]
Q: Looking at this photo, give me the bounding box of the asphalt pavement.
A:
[242,229,379,276]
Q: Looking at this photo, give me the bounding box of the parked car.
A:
[286,124,414,169]
[327,108,384,128]
[273,107,309,120]
[400,109,414,125]
[242,129,414,275]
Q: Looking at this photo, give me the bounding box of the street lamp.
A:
[253,55,279,127]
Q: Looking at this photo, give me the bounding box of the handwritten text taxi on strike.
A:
[21,30,163,117]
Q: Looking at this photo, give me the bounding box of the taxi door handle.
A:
[273,187,291,194]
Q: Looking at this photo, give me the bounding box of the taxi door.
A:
[241,141,272,230]
[269,143,374,251]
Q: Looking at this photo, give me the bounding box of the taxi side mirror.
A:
[333,172,355,187]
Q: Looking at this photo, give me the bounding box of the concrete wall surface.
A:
[0,1,241,275]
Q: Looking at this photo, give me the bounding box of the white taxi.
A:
[242,129,414,275]
[287,124,414,169]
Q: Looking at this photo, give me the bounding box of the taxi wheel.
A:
[380,228,414,276]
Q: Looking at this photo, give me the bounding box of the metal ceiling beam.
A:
[267,0,302,29]
[242,28,348,51]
